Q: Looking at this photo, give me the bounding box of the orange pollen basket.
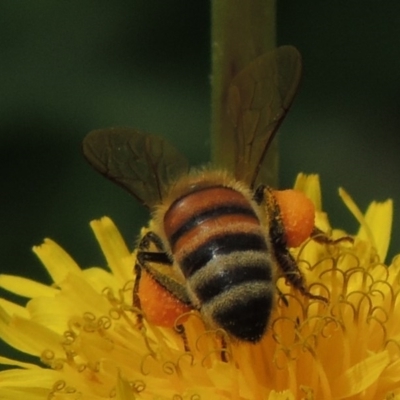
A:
[273,189,315,247]
[138,271,191,327]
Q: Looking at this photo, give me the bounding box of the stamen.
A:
[162,360,178,375]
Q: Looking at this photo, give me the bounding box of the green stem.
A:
[211,0,277,183]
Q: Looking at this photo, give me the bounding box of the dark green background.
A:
[2,1,400,295]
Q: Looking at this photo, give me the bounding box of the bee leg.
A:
[134,251,190,350]
[276,286,289,307]
[274,247,328,303]
[133,231,173,327]
[135,231,173,307]
[136,247,191,306]
[174,324,190,352]
[253,184,267,205]
[135,231,192,351]
[310,226,354,245]
[138,251,172,265]
[267,192,328,303]
[133,260,144,327]
[138,230,167,252]
[134,252,173,313]
[134,230,173,309]
[220,334,229,362]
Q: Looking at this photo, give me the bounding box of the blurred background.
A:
[2,1,400,293]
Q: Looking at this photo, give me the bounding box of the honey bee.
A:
[83,46,330,343]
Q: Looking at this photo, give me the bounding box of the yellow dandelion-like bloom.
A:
[1,174,399,399]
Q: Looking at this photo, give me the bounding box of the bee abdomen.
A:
[164,186,265,266]
[207,281,274,342]
[164,186,259,248]
[163,185,274,341]
[169,204,257,250]
[180,232,267,278]
[190,251,275,342]
[191,251,273,302]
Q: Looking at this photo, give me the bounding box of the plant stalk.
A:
[210,0,277,185]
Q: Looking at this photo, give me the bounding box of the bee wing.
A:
[83,127,189,208]
[228,45,302,187]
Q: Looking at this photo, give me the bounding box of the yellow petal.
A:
[379,358,400,388]
[0,275,58,298]
[339,188,376,246]
[0,307,64,357]
[294,173,322,211]
[0,356,41,369]
[361,199,393,262]
[82,266,125,293]
[90,217,133,283]
[0,369,61,400]
[0,387,48,400]
[26,295,74,333]
[340,188,393,262]
[58,272,113,315]
[116,372,137,400]
[0,298,29,319]
[268,390,295,400]
[32,238,82,284]
[332,350,390,397]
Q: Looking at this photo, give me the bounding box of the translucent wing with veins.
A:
[228,45,302,188]
[82,127,189,209]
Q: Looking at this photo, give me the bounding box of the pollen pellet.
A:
[273,189,315,247]
[138,272,191,327]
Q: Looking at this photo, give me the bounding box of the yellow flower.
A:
[0,174,399,399]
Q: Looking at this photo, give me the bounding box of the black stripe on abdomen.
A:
[180,233,267,279]
[169,204,258,248]
[195,262,272,304]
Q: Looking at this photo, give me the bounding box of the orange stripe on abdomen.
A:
[172,214,261,257]
[163,186,256,241]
